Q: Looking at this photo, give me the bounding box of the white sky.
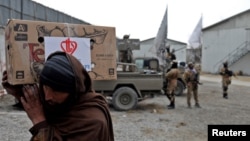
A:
[32,0,250,43]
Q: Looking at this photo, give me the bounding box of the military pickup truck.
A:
[93,57,186,111]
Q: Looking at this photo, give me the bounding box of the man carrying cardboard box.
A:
[2,51,114,141]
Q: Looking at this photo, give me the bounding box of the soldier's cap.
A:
[223,61,228,67]
[188,62,194,65]
[171,60,178,69]
[170,60,178,65]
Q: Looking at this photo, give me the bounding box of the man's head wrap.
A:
[40,53,75,93]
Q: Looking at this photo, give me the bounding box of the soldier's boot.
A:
[223,93,228,99]
[167,102,175,109]
[195,103,201,108]
[223,87,228,99]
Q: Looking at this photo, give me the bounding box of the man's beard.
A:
[44,95,74,120]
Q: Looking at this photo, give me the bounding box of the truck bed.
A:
[93,71,163,92]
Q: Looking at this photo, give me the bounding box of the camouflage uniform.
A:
[219,63,234,99]
[119,47,133,72]
[184,63,200,108]
[165,68,179,109]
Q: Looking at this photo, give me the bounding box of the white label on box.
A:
[44,37,91,71]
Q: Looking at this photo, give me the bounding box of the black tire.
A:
[112,87,138,111]
[174,80,184,96]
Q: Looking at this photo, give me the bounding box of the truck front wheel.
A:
[174,80,184,96]
[112,87,138,111]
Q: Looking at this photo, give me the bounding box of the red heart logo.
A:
[60,38,77,54]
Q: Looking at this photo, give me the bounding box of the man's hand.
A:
[21,84,46,125]
[1,70,24,101]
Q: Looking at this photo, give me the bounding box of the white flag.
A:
[149,5,168,65]
[188,16,202,49]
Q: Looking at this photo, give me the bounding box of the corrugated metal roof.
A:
[141,37,187,45]
[0,0,91,26]
[203,9,250,31]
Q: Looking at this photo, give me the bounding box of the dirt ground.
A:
[0,74,250,141]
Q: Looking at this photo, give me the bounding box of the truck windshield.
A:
[135,59,144,69]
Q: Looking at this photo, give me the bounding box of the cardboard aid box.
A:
[5,19,117,85]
